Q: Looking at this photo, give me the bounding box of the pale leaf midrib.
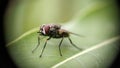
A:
[6,27,39,47]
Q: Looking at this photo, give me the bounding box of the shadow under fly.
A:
[32,24,83,57]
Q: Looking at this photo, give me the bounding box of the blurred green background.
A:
[5,0,119,68]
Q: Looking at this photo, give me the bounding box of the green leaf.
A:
[52,36,120,68]
[5,0,119,68]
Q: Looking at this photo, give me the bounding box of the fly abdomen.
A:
[58,29,69,37]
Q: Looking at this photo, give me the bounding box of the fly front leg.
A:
[39,37,51,57]
[32,36,40,53]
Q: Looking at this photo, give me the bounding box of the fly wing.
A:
[60,29,85,37]
[68,31,85,37]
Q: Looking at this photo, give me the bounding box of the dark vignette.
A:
[0,0,17,68]
[110,0,120,68]
[0,0,119,68]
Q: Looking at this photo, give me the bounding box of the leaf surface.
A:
[6,0,119,68]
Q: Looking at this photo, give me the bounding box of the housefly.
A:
[32,24,83,57]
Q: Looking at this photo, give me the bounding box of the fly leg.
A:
[39,37,51,57]
[68,37,82,50]
[32,36,40,53]
[58,37,64,56]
